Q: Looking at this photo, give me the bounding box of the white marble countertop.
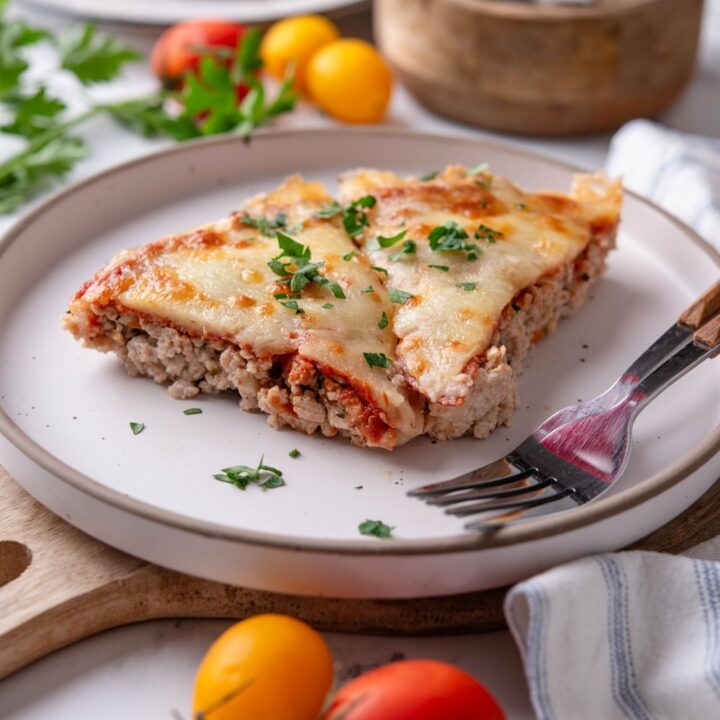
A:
[1,2,718,718]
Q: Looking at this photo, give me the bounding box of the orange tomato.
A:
[193,614,334,720]
[260,15,340,92]
[151,19,246,89]
[306,39,393,123]
[323,659,507,720]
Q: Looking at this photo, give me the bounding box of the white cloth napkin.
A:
[505,121,720,719]
[505,550,720,720]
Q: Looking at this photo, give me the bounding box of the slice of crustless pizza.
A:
[338,165,622,441]
[63,176,424,450]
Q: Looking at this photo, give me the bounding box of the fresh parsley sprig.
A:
[316,195,377,239]
[428,221,481,261]
[0,9,298,214]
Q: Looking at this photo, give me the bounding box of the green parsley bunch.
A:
[0,2,297,214]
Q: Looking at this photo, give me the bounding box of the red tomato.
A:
[323,659,506,720]
[151,19,246,89]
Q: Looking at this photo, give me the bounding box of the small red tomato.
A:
[151,19,245,89]
[323,659,506,720]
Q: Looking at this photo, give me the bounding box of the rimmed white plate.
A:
[15,0,368,26]
[1,129,718,598]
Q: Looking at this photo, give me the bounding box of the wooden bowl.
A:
[375,0,704,136]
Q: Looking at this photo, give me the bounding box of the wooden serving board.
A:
[1,467,719,680]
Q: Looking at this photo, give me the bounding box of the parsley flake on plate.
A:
[214,455,286,491]
[288,448,300,458]
[183,407,202,415]
[389,288,414,305]
[359,519,394,539]
[129,421,145,435]
[363,352,391,369]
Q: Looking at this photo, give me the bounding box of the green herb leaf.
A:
[363,352,391,369]
[389,288,413,305]
[322,302,334,309]
[183,407,202,415]
[457,282,477,291]
[428,221,480,260]
[1,88,65,138]
[429,264,449,271]
[389,239,416,262]
[241,211,287,237]
[473,223,503,243]
[0,134,87,214]
[129,421,145,435]
[342,195,376,238]
[420,170,438,181]
[342,251,355,261]
[371,266,388,275]
[0,17,50,98]
[316,200,342,219]
[378,311,388,329]
[214,455,287,492]
[359,519,394,539]
[467,162,490,176]
[516,202,530,211]
[361,285,375,293]
[260,475,285,490]
[278,299,304,314]
[288,448,300,458]
[59,24,139,84]
[377,230,407,248]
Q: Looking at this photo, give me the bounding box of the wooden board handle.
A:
[679,279,720,329]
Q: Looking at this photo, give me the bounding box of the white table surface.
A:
[1,2,719,718]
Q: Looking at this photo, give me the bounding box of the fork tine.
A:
[407,458,535,497]
[426,477,555,507]
[445,486,576,517]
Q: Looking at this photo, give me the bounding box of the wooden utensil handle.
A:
[695,315,720,350]
[679,279,720,329]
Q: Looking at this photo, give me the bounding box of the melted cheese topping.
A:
[339,166,622,403]
[71,176,423,444]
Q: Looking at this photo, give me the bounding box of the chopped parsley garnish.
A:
[288,448,300,458]
[240,212,287,237]
[372,265,388,275]
[474,224,503,243]
[129,421,145,435]
[428,221,480,261]
[363,352,391,369]
[342,251,355,261]
[389,288,414,305]
[322,302,334,309]
[467,162,490,176]
[429,264,449,271]
[183,408,202,415]
[389,239,417,262]
[359,519,394,539]
[343,195,377,237]
[457,282,477,291]
[213,455,285,492]
[361,285,375,293]
[377,230,407,248]
[268,232,345,309]
[420,170,439,181]
[315,200,342,218]
[516,202,530,211]
[378,311,389,329]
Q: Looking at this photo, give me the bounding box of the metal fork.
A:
[409,281,720,528]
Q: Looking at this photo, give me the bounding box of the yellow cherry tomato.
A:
[193,614,334,720]
[306,39,393,124]
[261,15,340,92]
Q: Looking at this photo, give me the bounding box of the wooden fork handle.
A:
[695,314,720,350]
[679,279,720,329]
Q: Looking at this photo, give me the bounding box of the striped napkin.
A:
[504,120,720,719]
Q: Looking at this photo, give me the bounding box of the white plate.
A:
[1,129,719,598]
[15,0,368,26]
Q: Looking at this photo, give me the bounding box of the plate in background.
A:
[15,0,369,26]
[0,128,718,598]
